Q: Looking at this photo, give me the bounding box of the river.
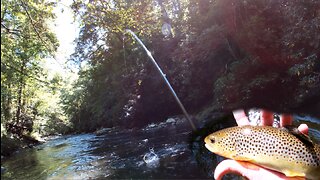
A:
[1,115,319,180]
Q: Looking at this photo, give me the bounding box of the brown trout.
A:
[204,125,320,179]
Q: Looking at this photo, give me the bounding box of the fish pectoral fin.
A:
[282,170,304,177]
[232,154,253,161]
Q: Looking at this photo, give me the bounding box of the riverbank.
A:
[0,131,67,159]
[1,134,41,158]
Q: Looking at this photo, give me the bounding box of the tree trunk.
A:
[3,83,12,122]
[15,59,26,123]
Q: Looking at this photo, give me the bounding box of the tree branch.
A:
[1,61,52,86]
[18,0,75,73]
[1,23,20,36]
[19,0,51,50]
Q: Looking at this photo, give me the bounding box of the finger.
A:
[298,124,308,135]
[214,159,248,180]
[233,109,250,126]
[214,160,270,180]
[214,160,305,180]
[260,110,274,126]
[280,114,293,127]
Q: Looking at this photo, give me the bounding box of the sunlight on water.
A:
[1,116,319,179]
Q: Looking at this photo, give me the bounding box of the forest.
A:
[1,0,320,157]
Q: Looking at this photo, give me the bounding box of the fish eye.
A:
[210,138,215,143]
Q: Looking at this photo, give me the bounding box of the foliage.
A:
[1,0,318,137]
[211,0,320,113]
[0,0,70,138]
[66,0,164,129]
[65,0,320,132]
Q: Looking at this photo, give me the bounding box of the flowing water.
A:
[1,117,210,180]
[1,115,319,180]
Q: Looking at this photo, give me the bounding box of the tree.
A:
[66,0,320,132]
[1,0,59,136]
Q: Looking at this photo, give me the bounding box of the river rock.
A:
[166,118,176,124]
[94,128,112,135]
[1,166,5,174]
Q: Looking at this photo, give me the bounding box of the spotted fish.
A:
[204,125,320,179]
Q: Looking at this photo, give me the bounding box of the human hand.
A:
[232,109,308,133]
[214,109,308,180]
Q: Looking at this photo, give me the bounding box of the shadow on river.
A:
[1,114,319,180]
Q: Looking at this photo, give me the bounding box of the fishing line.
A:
[124,29,196,130]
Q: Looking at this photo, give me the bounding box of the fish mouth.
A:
[205,143,216,153]
[204,136,217,153]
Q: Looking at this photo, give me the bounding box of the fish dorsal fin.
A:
[281,125,314,147]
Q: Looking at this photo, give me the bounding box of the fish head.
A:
[204,134,219,152]
[204,130,237,158]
